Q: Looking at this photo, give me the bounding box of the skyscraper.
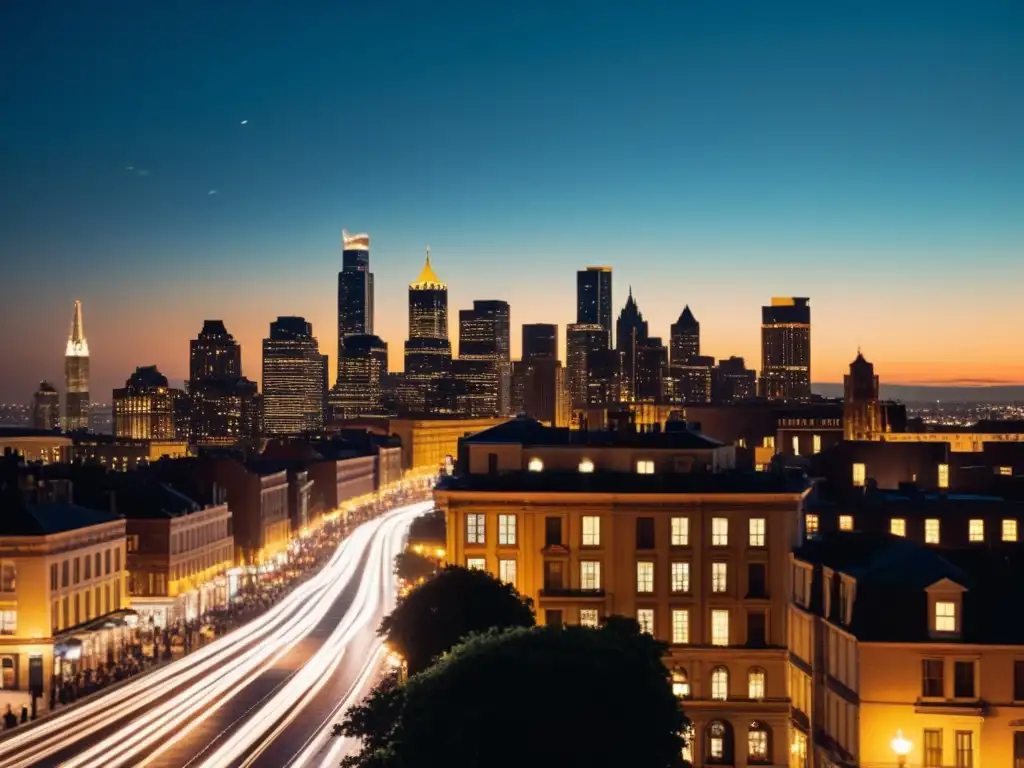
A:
[843,350,881,440]
[262,317,326,434]
[190,319,241,380]
[576,266,613,342]
[404,248,452,412]
[758,297,811,401]
[458,300,510,416]
[521,324,558,361]
[669,305,700,364]
[113,365,180,439]
[566,323,609,413]
[334,334,389,419]
[64,300,90,431]
[336,230,374,385]
[712,357,757,403]
[31,381,60,430]
[189,320,257,444]
[615,288,649,401]
[635,338,668,402]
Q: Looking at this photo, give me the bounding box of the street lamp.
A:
[891,730,912,768]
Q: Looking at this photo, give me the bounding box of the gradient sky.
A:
[2,0,1022,402]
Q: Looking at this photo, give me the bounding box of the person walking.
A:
[3,705,17,729]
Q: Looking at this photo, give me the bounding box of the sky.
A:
[1,0,1022,402]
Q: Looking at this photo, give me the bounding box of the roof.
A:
[462,416,724,450]
[116,482,203,519]
[438,470,805,496]
[410,249,445,289]
[0,501,121,536]
[0,427,71,440]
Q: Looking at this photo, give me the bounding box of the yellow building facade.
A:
[390,416,508,471]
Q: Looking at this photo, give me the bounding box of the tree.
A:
[393,549,437,583]
[378,565,534,676]
[407,508,446,545]
[341,621,688,768]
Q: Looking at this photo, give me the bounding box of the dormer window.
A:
[636,460,655,475]
[852,463,866,487]
[934,601,957,632]
[890,518,906,537]
[926,578,967,640]
[528,457,544,472]
[578,458,595,473]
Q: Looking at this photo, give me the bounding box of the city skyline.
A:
[2,2,1023,401]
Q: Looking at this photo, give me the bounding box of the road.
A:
[0,501,431,768]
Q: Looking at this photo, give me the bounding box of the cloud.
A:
[125,166,150,177]
[208,189,218,195]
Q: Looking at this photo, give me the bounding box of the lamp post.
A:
[891,730,912,768]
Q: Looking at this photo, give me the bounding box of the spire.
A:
[411,245,445,289]
[675,304,698,327]
[66,300,89,357]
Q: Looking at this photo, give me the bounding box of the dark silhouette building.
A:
[566,323,609,413]
[576,266,613,341]
[262,317,326,434]
[843,350,882,440]
[615,288,649,400]
[31,381,60,430]
[671,355,714,404]
[403,248,452,412]
[64,300,90,431]
[458,300,511,415]
[336,231,374,384]
[586,348,624,406]
[188,320,258,445]
[512,357,564,425]
[758,297,811,401]
[635,337,668,402]
[712,357,757,403]
[521,323,558,361]
[669,305,700,364]
[113,365,181,439]
[333,334,389,419]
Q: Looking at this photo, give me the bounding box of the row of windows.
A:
[51,580,121,633]
[527,457,659,474]
[851,462,950,488]
[670,666,768,701]
[684,719,775,765]
[49,547,121,592]
[923,728,977,768]
[917,657,1024,703]
[171,518,231,555]
[171,544,234,583]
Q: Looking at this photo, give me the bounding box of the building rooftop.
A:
[0,427,70,439]
[463,416,724,450]
[0,500,121,536]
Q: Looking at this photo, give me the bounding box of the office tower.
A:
[404,248,452,412]
[262,317,326,434]
[513,357,564,425]
[586,349,624,406]
[31,381,60,430]
[459,300,511,415]
[566,323,609,413]
[669,305,700,365]
[336,230,374,385]
[844,350,881,440]
[615,288,649,401]
[670,355,714,404]
[64,300,90,431]
[190,320,241,380]
[334,334,389,419]
[758,297,811,401]
[450,359,499,417]
[576,266,613,341]
[712,357,757,403]
[521,323,558,361]
[635,338,668,402]
[113,365,180,439]
[188,320,257,444]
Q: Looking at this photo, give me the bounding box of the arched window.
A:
[748,720,772,764]
[748,666,766,699]
[705,720,735,764]
[671,668,690,698]
[711,665,729,700]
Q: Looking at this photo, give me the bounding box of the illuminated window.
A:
[969,519,984,542]
[0,563,15,593]
[466,513,485,544]
[710,666,729,700]
[527,457,543,472]
[938,463,950,489]
[935,601,957,632]
[671,668,690,697]
[999,466,1013,476]
[581,516,601,547]
[636,608,655,636]
[671,562,690,593]
[498,558,517,586]
[792,435,800,455]
[853,462,866,487]
[636,561,654,593]
[671,516,689,546]
[578,458,594,473]
[748,723,769,761]
[0,611,16,635]
[890,518,906,537]
[749,518,766,547]
[805,514,819,535]
[711,609,730,646]
[925,518,941,544]
[839,515,854,531]
[580,561,601,591]
[738,438,747,449]
[579,608,599,628]
[636,459,655,475]
[813,434,822,454]
[748,667,766,699]
[1004,519,1018,542]
[672,610,690,644]
[762,436,775,450]
[712,517,729,546]
[712,562,728,593]
[466,557,486,571]
[497,514,517,546]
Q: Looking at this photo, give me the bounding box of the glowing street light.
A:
[891,730,912,768]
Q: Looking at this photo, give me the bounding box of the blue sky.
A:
[1,0,1022,400]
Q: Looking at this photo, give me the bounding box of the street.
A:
[0,500,431,768]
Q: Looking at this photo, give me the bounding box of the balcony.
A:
[914,698,987,716]
[541,543,570,556]
[539,587,606,600]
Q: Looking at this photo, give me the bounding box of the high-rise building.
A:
[333,334,389,419]
[669,305,700,365]
[635,338,668,402]
[566,323,609,414]
[459,300,511,415]
[586,349,624,406]
[113,365,180,439]
[404,248,452,412]
[521,323,558,361]
[512,357,565,425]
[64,300,90,432]
[190,320,241,381]
[31,381,60,430]
[262,317,326,434]
[712,357,757,403]
[758,297,811,401]
[615,288,649,401]
[188,320,257,445]
[670,355,715,404]
[576,266,613,341]
[336,230,374,384]
[843,350,882,440]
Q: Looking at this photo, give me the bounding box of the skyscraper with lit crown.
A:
[64,300,90,431]
[336,230,374,385]
[758,297,811,401]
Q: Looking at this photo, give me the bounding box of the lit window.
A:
[938,463,950,489]
[748,668,766,699]
[672,610,690,644]
[636,561,654,593]
[749,518,766,547]
[528,457,543,472]
[581,515,600,547]
[710,666,729,700]
[805,514,819,535]
[813,434,821,454]
[792,435,800,455]
[0,611,16,635]
[636,608,655,636]
[762,436,775,450]
[498,558,517,586]
[671,668,690,697]
[579,608,599,628]
[935,601,956,632]
[999,466,1012,476]
[498,514,517,546]
[578,458,594,473]
[636,459,655,475]
[466,557,486,571]
[748,726,769,761]
[671,562,690,593]
[853,462,866,487]
[969,519,984,542]
[712,562,728,593]
[890,518,906,537]
[711,609,730,646]
[712,517,729,546]
[1003,519,1018,542]
[671,517,689,546]
[738,438,747,449]
[839,515,853,531]
[925,519,941,544]
[580,561,602,591]
[466,513,485,544]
